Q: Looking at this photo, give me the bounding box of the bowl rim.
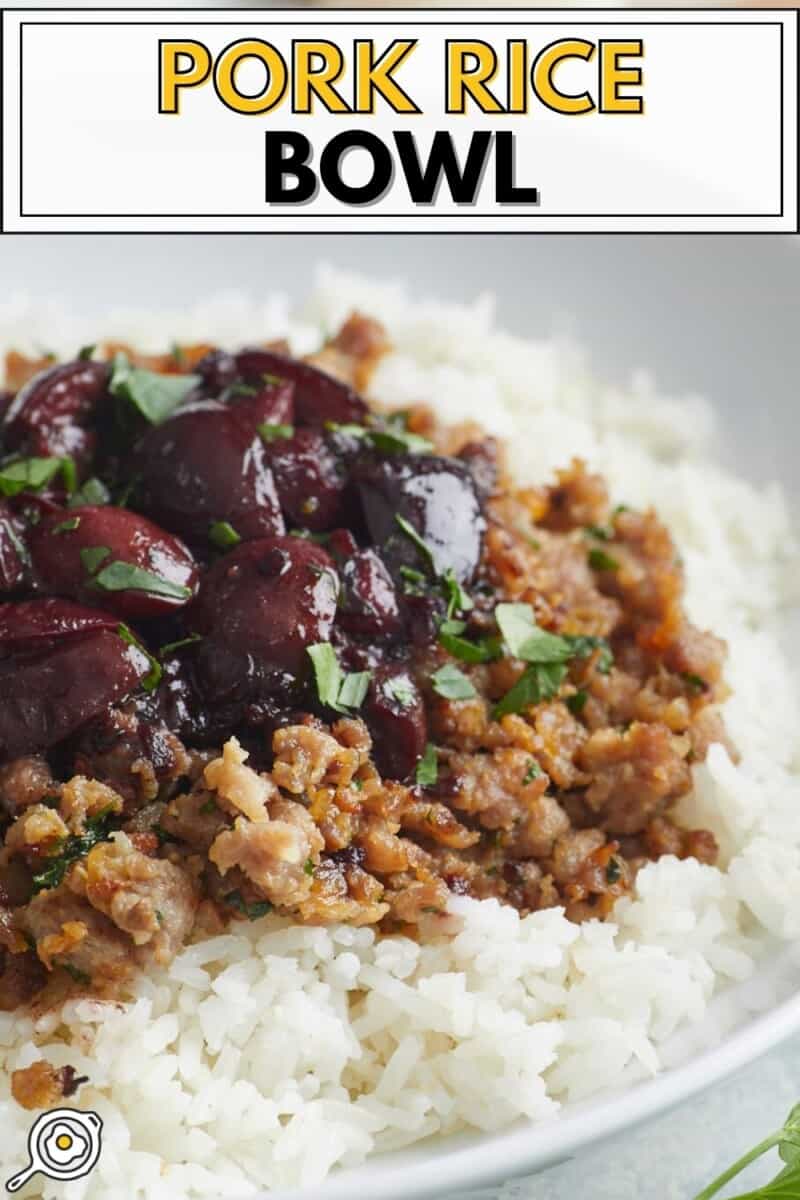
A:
[264,957,800,1200]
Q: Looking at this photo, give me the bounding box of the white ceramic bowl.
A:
[1,234,798,1197]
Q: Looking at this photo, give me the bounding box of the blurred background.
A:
[1,234,797,493]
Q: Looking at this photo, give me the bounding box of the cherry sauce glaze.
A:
[0,347,488,780]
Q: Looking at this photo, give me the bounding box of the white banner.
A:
[1,7,797,232]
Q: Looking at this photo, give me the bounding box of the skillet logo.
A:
[158,35,645,207]
[5,1109,103,1193]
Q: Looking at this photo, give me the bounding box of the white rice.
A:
[0,269,797,1198]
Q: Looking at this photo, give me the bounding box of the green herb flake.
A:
[563,634,614,675]
[415,743,438,788]
[80,545,111,576]
[584,524,613,542]
[0,457,75,499]
[438,622,499,665]
[209,520,242,549]
[493,662,567,720]
[68,476,111,509]
[681,671,710,694]
[77,344,96,362]
[91,560,192,601]
[566,689,589,716]
[108,353,200,425]
[441,568,474,619]
[159,632,202,658]
[304,859,315,877]
[522,760,542,785]
[495,603,573,665]
[51,516,81,535]
[587,548,620,572]
[199,799,217,816]
[307,643,371,714]
[32,808,116,894]
[395,514,436,574]
[605,857,622,884]
[62,963,91,986]
[258,422,295,443]
[117,623,162,693]
[431,663,477,701]
[224,891,272,922]
[326,421,433,456]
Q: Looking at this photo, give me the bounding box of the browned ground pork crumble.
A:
[0,316,731,1106]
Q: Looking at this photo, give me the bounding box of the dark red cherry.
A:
[0,598,119,652]
[191,536,339,701]
[29,506,198,619]
[363,665,427,781]
[264,428,348,532]
[234,350,367,426]
[354,454,486,584]
[131,401,285,545]
[2,360,110,469]
[0,628,149,760]
[338,549,402,640]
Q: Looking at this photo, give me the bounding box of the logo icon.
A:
[5,1109,103,1193]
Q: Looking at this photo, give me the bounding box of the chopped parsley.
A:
[209,520,241,549]
[681,671,710,694]
[495,603,574,665]
[492,662,567,720]
[304,859,315,877]
[32,808,116,894]
[0,456,76,498]
[224,891,272,921]
[438,620,499,664]
[431,663,477,701]
[199,799,218,816]
[307,643,372,714]
[522,760,542,784]
[108,353,200,425]
[258,422,295,443]
[68,476,111,508]
[566,689,589,715]
[605,857,622,884]
[385,675,416,708]
[326,421,433,456]
[415,743,438,787]
[158,632,202,658]
[62,963,91,985]
[51,516,81,534]
[441,568,473,619]
[80,545,192,601]
[77,344,97,362]
[117,623,162,692]
[395,514,436,573]
[587,548,620,572]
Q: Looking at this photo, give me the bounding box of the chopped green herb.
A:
[155,909,165,926]
[170,342,185,367]
[585,524,613,541]
[681,671,709,694]
[258,422,295,443]
[605,857,622,884]
[51,516,81,534]
[566,689,589,715]
[612,503,630,517]
[80,545,111,575]
[415,743,438,788]
[32,808,115,894]
[117,623,162,693]
[431,663,477,701]
[262,373,284,387]
[222,381,258,400]
[307,643,372,714]
[199,799,217,816]
[394,514,436,573]
[90,559,192,601]
[493,662,567,720]
[495,603,573,664]
[351,777,364,791]
[438,621,499,664]
[441,568,473,619]
[109,353,200,425]
[224,891,272,921]
[62,963,91,986]
[386,675,416,708]
[68,476,111,509]
[325,421,433,456]
[564,635,614,674]
[522,760,542,784]
[304,859,315,877]
[77,344,96,362]
[0,456,76,498]
[209,520,241,549]
[337,670,372,710]
[59,458,78,495]
[158,632,202,658]
[588,548,620,572]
